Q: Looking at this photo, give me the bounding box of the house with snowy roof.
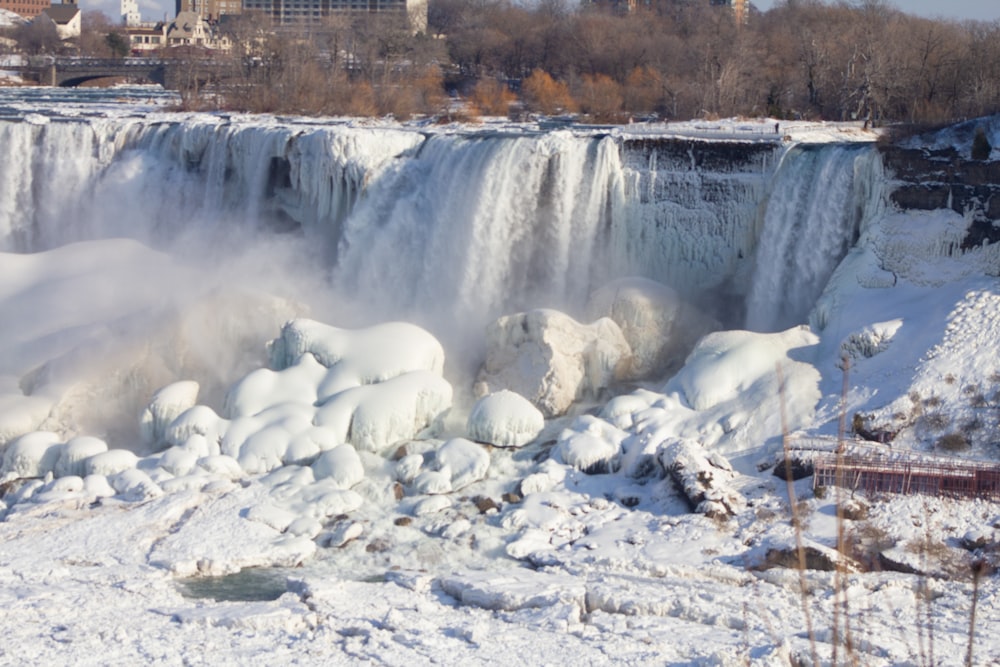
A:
[39,1,79,40]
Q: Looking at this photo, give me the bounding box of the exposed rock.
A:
[763,544,860,573]
[658,438,744,517]
[771,455,814,481]
[475,309,632,418]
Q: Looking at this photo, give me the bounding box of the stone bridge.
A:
[22,57,234,90]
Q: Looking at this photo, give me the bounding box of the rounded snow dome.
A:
[466,390,544,448]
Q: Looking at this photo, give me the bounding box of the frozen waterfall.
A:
[744,144,885,332]
[0,115,881,338]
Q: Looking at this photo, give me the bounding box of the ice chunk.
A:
[310,444,364,490]
[84,449,140,476]
[435,438,490,491]
[54,436,108,478]
[467,390,544,448]
[2,431,63,478]
[139,380,200,450]
[476,309,631,418]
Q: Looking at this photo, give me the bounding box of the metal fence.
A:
[812,452,1000,500]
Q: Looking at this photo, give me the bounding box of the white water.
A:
[745,144,885,331]
[0,111,882,356]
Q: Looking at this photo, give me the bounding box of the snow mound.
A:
[672,326,819,411]
[466,390,544,448]
[475,309,632,418]
[310,444,364,489]
[267,319,445,385]
[2,431,63,478]
[55,436,108,478]
[434,438,490,492]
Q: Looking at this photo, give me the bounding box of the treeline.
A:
[193,0,1000,123]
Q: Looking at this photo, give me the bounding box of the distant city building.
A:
[590,0,747,23]
[239,0,428,31]
[0,0,50,20]
[164,10,230,50]
[126,23,164,54]
[39,1,79,38]
[711,0,747,24]
[175,0,241,22]
[122,0,141,26]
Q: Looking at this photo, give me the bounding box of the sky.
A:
[752,0,998,22]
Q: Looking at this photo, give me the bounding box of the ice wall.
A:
[0,116,877,337]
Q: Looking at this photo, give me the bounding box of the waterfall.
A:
[744,144,885,332]
[0,113,879,343]
[329,131,624,327]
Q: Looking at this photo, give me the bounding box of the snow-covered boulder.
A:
[84,449,140,477]
[586,277,718,380]
[475,309,632,418]
[1,431,62,478]
[267,319,445,385]
[670,326,819,412]
[139,380,200,450]
[54,436,108,478]
[224,353,327,418]
[466,390,544,448]
[310,444,364,490]
[838,319,903,367]
[555,415,628,474]
[435,438,490,491]
[315,371,453,453]
[164,404,228,450]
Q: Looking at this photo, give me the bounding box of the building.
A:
[0,0,50,20]
[175,0,241,22]
[126,24,165,54]
[39,1,79,39]
[710,0,747,24]
[122,0,141,26]
[238,0,428,31]
[164,11,230,50]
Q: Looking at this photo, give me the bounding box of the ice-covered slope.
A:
[1,99,998,666]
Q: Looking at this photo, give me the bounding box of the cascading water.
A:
[744,143,885,332]
[329,132,624,328]
[0,109,881,377]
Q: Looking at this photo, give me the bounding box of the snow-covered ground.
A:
[0,94,997,665]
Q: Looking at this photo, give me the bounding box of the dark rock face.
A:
[880,144,1000,249]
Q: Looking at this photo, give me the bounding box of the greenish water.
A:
[176,568,290,602]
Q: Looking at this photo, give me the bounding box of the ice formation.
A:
[466,390,544,448]
[475,309,632,417]
[0,99,997,665]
